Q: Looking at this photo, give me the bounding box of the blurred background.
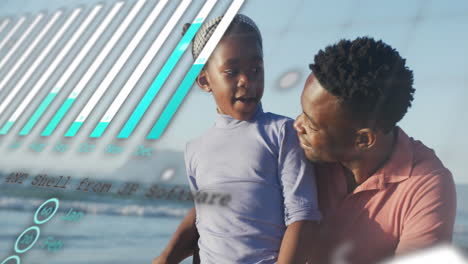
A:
[0,0,466,263]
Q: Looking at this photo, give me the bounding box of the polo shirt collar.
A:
[354,127,413,193]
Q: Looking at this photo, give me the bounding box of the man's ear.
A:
[196,70,211,93]
[354,128,376,150]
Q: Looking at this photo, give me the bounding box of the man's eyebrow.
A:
[303,111,318,127]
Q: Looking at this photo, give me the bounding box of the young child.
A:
[155,14,321,264]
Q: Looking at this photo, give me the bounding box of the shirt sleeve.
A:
[277,119,322,226]
[395,170,457,254]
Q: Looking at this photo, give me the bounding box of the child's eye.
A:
[224,69,238,76]
[252,66,263,73]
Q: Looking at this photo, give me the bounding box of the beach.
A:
[0,185,466,263]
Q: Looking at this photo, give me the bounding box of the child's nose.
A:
[237,73,250,88]
[237,73,257,95]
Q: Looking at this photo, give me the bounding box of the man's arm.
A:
[152,207,199,264]
[395,171,457,254]
[278,220,320,264]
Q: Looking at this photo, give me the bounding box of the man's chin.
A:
[306,156,337,165]
[304,151,318,162]
[304,151,328,164]
[306,156,325,164]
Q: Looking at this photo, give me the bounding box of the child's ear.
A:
[196,70,212,93]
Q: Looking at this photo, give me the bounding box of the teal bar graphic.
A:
[147,64,204,139]
[64,121,83,137]
[41,98,76,136]
[0,121,14,135]
[19,92,58,136]
[117,21,203,139]
[90,121,109,137]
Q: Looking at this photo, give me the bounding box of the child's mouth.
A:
[235,97,257,103]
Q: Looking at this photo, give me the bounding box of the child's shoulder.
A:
[261,111,293,125]
[185,125,219,154]
[259,111,295,133]
[185,112,295,154]
[255,111,297,148]
[185,131,209,152]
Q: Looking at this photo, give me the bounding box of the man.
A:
[153,37,457,264]
[293,37,456,263]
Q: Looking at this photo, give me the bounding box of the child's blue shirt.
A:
[185,103,321,263]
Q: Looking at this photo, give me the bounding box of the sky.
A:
[0,0,466,183]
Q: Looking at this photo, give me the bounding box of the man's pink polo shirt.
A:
[315,127,457,264]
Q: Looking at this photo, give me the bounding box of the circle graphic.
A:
[14,226,40,254]
[160,168,176,182]
[278,70,301,89]
[0,255,20,264]
[34,198,59,224]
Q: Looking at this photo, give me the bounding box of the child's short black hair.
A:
[310,37,415,133]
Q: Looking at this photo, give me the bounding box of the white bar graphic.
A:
[65,0,146,102]
[0,16,25,54]
[0,14,42,73]
[97,0,195,125]
[195,0,243,64]
[72,0,176,125]
[0,12,59,93]
[53,2,124,91]
[0,19,10,34]
[10,5,103,122]
[0,10,80,115]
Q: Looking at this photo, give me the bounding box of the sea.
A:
[0,184,467,264]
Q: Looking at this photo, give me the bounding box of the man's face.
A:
[200,33,264,121]
[294,73,358,163]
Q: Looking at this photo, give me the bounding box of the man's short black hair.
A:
[310,37,415,133]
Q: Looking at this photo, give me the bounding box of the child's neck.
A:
[216,104,262,121]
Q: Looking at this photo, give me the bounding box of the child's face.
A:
[197,32,264,121]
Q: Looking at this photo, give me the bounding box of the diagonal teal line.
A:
[19,92,58,136]
[117,21,203,139]
[41,98,75,136]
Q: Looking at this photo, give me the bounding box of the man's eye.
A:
[303,120,318,131]
[307,124,318,132]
